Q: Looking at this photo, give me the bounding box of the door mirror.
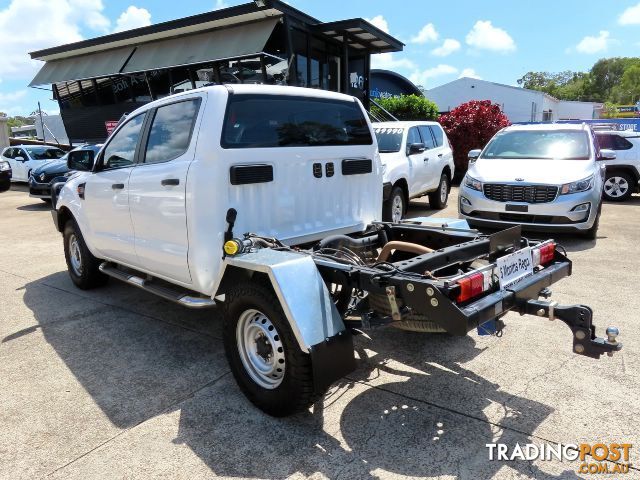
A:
[407,142,426,155]
[14,156,25,162]
[67,150,95,172]
[468,149,481,162]
[598,149,616,161]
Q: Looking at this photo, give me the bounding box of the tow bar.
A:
[521,299,622,359]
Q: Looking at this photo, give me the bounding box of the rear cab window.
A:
[221,94,373,148]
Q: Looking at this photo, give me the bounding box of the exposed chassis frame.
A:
[314,222,621,360]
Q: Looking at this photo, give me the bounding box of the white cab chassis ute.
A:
[51,85,621,417]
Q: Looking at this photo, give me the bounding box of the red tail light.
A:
[457,272,484,303]
[538,242,556,265]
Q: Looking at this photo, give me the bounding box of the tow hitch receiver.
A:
[522,299,622,359]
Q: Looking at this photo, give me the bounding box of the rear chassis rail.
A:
[315,222,621,359]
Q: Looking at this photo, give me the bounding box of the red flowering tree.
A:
[439,100,510,179]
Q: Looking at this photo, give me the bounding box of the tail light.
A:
[456,268,493,303]
[532,241,556,266]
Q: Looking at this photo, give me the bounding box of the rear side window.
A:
[144,99,201,164]
[221,94,373,148]
[430,125,444,147]
[2,148,13,158]
[597,134,633,151]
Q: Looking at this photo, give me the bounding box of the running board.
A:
[98,262,216,309]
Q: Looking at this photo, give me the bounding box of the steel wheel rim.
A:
[440,178,448,203]
[392,194,403,223]
[604,177,629,197]
[68,233,83,276]
[236,309,285,389]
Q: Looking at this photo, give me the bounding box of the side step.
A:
[99,262,216,309]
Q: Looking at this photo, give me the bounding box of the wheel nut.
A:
[574,344,585,354]
[407,283,414,292]
[426,287,434,296]
[575,330,586,340]
[430,298,438,307]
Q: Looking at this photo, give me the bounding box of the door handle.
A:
[161,178,180,186]
[111,183,125,190]
[437,153,443,158]
[424,158,429,162]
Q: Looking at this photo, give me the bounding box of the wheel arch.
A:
[55,206,74,233]
[605,165,639,182]
[442,165,453,192]
[393,178,409,207]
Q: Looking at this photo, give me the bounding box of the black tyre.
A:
[382,186,405,222]
[63,220,108,289]
[223,282,320,417]
[428,173,449,210]
[603,171,633,202]
[583,201,602,240]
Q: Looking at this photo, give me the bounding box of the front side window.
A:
[374,127,404,153]
[406,127,421,150]
[222,95,373,148]
[24,147,65,160]
[101,113,145,170]
[430,126,444,147]
[481,130,591,160]
[144,99,200,164]
[418,126,436,149]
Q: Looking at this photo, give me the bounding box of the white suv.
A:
[374,121,454,222]
[0,145,66,182]
[594,129,640,201]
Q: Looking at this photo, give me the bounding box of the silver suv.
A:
[459,124,612,239]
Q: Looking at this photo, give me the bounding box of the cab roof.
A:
[372,121,441,128]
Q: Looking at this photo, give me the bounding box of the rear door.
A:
[128,96,203,284]
[406,126,427,196]
[417,125,439,192]
[220,93,380,244]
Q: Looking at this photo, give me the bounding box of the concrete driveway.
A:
[1,184,638,479]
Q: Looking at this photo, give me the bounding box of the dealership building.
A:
[28,0,410,144]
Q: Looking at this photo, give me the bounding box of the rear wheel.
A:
[223,282,320,416]
[603,172,633,202]
[429,173,449,209]
[63,220,108,289]
[383,186,405,223]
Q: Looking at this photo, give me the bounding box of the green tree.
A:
[620,64,640,104]
[371,94,439,121]
[586,57,640,102]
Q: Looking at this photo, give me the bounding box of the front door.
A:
[12,148,29,181]
[83,113,146,265]
[128,98,202,284]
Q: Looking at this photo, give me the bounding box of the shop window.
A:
[292,29,308,87]
[542,110,553,122]
[170,66,194,94]
[129,74,152,102]
[79,80,98,107]
[146,69,171,100]
[96,77,116,105]
[112,76,133,103]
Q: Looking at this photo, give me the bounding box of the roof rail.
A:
[590,123,620,131]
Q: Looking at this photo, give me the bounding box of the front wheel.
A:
[223,282,319,416]
[382,186,405,222]
[428,173,449,209]
[63,220,108,289]
[603,172,633,202]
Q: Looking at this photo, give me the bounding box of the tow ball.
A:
[523,299,622,359]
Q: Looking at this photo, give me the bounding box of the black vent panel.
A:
[313,163,322,178]
[325,162,334,177]
[229,164,273,185]
[342,158,372,175]
[483,183,558,203]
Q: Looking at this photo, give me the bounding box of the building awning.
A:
[121,18,279,73]
[29,17,279,86]
[313,19,403,53]
[29,47,135,87]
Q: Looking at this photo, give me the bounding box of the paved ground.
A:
[1,184,638,479]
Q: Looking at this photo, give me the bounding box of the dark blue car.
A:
[29,144,102,201]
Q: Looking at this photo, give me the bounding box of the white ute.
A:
[51,85,621,416]
[374,121,455,222]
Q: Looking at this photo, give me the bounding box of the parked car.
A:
[29,144,102,201]
[459,124,611,239]
[51,85,620,417]
[0,160,11,192]
[0,145,66,182]
[593,129,640,201]
[373,121,455,222]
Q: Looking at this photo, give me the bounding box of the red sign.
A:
[105,120,119,136]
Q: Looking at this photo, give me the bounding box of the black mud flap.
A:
[309,330,356,394]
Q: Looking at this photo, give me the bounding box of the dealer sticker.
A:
[496,247,534,289]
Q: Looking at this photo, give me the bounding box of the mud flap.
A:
[310,330,356,394]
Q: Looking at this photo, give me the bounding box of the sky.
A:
[2,0,640,117]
